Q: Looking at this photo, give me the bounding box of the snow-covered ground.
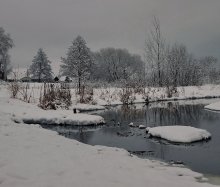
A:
[1,85,104,126]
[9,83,220,106]
[93,84,220,106]
[146,126,211,143]
[205,101,220,111]
[5,99,104,126]
[0,84,218,186]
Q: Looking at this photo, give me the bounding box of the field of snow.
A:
[146,126,211,143]
[205,101,220,111]
[0,84,217,187]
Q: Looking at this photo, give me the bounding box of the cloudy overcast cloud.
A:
[0,0,220,74]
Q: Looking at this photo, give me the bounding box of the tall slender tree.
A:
[29,48,53,82]
[60,35,93,93]
[145,16,165,87]
[0,27,14,80]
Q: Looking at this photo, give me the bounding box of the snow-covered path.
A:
[0,85,218,187]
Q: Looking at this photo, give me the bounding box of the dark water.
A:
[41,99,220,176]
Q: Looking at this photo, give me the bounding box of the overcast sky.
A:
[1,0,220,74]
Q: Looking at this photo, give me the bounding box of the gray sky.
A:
[1,0,220,74]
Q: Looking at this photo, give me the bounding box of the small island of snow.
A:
[20,113,105,126]
[205,101,220,111]
[71,103,105,112]
[146,126,211,143]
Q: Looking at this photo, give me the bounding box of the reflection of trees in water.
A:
[101,105,147,125]
[101,102,220,128]
[120,105,146,121]
[201,110,220,122]
[100,102,210,126]
[144,103,206,127]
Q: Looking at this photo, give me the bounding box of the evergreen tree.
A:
[29,48,53,82]
[60,35,93,93]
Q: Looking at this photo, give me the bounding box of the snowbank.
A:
[71,103,105,112]
[0,88,104,126]
[0,116,214,187]
[146,126,211,143]
[205,101,220,111]
[18,113,105,126]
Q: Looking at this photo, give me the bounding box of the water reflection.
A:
[101,101,205,128]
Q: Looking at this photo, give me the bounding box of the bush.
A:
[8,81,20,98]
[119,87,135,105]
[39,83,72,110]
[19,83,34,103]
[166,86,178,98]
[78,85,94,104]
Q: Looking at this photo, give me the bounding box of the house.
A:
[20,76,31,82]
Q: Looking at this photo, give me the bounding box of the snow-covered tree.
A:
[60,35,93,93]
[29,48,53,82]
[0,27,14,80]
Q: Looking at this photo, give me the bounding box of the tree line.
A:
[144,16,219,88]
[0,16,219,92]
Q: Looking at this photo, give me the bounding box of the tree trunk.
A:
[78,76,81,94]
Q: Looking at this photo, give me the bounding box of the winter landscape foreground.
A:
[1,84,220,187]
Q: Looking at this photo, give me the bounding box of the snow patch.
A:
[147,126,211,143]
[205,101,220,111]
[71,103,105,112]
[18,113,105,126]
[139,125,146,129]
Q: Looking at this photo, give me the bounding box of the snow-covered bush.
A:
[39,83,71,110]
[141,91,150,104]
[165,86,178,98]
[8,81,20,98]
[19,83,34,103]
[119,87,135,105]
[79,85,94,104]
[99,88,120,105]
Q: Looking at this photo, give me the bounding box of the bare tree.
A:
[93,48,145,84]
[145,16,165,87]
[166,43,188,87]
[199,56,219,83]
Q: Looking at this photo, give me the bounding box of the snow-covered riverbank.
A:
[0,84,219,186]
[10,83,220,106]
[93,84,220,105]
